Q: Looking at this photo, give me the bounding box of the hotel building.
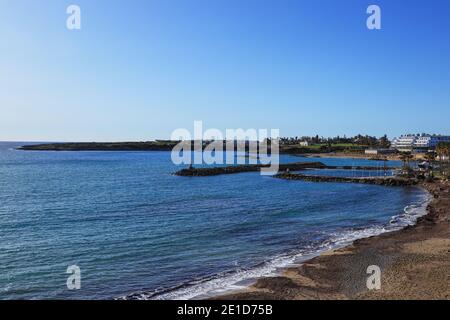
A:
[392,134,450,152]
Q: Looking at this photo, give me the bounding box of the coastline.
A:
[16,143,404,161]
[214,181,450,300]
[302,152,403,161]
[136,183,432,301]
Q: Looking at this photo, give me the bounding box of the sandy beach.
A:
[216,181,450,300]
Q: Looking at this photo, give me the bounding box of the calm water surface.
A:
[0,142,427,299]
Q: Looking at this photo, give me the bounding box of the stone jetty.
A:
[174,162,327,176]
[175,162,401,177]
[274,173,418,186]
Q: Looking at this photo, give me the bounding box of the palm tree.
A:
[437,143,450,160]
[424,151,436,179]
[399,152,414,176]
[436,143,450,179]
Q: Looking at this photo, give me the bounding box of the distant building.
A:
[391,134,450,152]
[391,135,417,152]
[365,148,396,155]
[299,141,309,147]
[414,135,450,150]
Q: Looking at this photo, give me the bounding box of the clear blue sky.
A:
[1,0,449,141]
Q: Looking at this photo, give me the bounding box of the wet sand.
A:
[216,181,450,300]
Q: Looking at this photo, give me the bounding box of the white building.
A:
[392,134,450,152]
[391,135,417,152]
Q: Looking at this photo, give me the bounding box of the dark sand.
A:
[216,181,450,300]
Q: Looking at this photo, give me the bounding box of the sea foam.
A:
[120,189,431,300]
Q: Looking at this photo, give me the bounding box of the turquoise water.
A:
[0,142,428,299]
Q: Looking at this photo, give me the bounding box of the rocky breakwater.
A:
[174,162,327,177]
[275,173,419,186]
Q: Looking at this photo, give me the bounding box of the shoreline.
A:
[214,181,449,300]
[128,184,432,300]
[16,143,405,161]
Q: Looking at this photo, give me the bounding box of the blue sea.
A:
[0,142,429,300]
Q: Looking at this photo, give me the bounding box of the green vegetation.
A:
[20,140,372,155]
[278,142,367,154]
[279,134,391,148]
[17,134,397,156]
